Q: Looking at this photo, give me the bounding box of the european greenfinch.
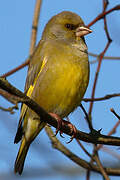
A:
[14,11,92,174]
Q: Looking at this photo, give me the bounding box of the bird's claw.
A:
[49,113,76,142]
[49,112,64,138]
[66,122,77,143]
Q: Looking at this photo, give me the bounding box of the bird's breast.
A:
[32,56,89,118]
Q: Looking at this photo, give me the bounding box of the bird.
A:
[14,11,92,175]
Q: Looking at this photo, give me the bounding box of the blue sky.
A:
[0,0,120,180]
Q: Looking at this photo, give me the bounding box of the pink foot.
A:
[49,112,64,138]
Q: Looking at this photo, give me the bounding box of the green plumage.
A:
[14,11,91,175]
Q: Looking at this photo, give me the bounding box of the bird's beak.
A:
[76,26,92,37]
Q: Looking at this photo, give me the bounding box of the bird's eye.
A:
[65,24,76,30]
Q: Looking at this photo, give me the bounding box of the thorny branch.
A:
[1,77,120,146]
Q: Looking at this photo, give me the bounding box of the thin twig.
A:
[87,5,120,27]
[94,145,110,180]
[111,108,120,120]
[0,59,29,78]
[83,93,120,102]
[103,0,112,42]
[0,59,29,107]
[88,41,111,116]
[89,53,120,60]
[89,52,120,60]
[76,139,93,159]
[0,104,18,114]
[89,53,120,65]
[80,104,93,131]
[97,108,120,150]
[29,0,42,55]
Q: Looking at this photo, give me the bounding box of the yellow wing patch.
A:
[27,57,47,97]
[20,57,47,122]
[26,85,34,97]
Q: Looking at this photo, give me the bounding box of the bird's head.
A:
[42,11,92,42]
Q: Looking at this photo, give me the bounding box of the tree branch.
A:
[1,77,120,146]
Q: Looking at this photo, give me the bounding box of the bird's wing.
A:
[14,40,47,143]
[24,40,45,92]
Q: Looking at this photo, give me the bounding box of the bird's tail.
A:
[14,137,30,175]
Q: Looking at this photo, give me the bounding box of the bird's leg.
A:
[49,113,77,142]
[65,122,77,143]
[49,112,64,137]
[64,116,77,142]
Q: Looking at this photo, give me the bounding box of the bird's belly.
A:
[33,62,89,118]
